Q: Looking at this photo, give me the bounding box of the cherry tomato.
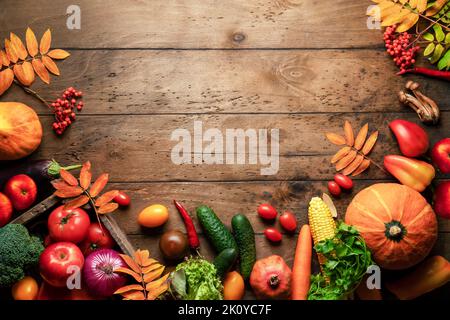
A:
[264,227,282,242]
[279,211,297,232]
[114,191,131,207]
[12,276,39,300]
[138,204,169,228]
[257,203,277,220]
[47,205,90,243]
[334,174,353,190]
[328,181,341,197]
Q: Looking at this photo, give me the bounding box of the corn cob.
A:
[308,197,337,273]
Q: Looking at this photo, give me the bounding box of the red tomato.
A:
[264,227,282,242]
[334,174,353,190]
[79,222,115,256]
[257,203,277,220]
[39,242,84,288]
[279,211,297,232]
[3,174,37,211]
[328,181,341,197]
[114,191,131,207]
[48,205,90,243]
[0,192,13,227]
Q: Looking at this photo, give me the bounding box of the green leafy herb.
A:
[308,221,374,300]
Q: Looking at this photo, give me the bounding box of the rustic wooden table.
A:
[1,0,449,299]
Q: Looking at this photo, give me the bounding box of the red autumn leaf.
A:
[64,195,89,210]
[59,169,79,186]
[98,202,119,214]
[51,179,70,190]
[79,161,92,190]
[95,190,119,207]
[54,186,83,198]
[89,173,109,197]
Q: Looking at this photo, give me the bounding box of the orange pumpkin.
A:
[345,183,437,270]
[0,102,42,160]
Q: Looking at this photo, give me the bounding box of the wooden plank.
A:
[3,50,448,115]
[28,113,449,181]
[1,0,381,49]
[106,181,450,234]
[10,195,59,225]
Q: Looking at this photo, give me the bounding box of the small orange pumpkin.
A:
[0,102,42,160]
[345,183,437,270]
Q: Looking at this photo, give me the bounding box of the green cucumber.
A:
[213,248,238,278]
[196,205,238,253]
[231,213,256,280]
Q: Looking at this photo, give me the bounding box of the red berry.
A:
[328,181,341,197]
[114,191,131,207]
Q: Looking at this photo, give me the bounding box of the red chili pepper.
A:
[173,200,200,250]
[397,68,450,81]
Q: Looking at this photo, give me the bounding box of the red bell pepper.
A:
[434,181,450,220]
[389,119,429,157]
[384,155,435,192]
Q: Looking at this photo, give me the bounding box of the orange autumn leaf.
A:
[32,58,50,84]
[336,150,357,171]
[47,49,70,59]
[114,284,144,295]
[13,62,35,86]
[354,123,369,150]
[121,291,145,300]
[10,33,27,60]
[42,55,60,75]
[98,202,119,214]
[64,195,89,210]
[25,27,38,57]
[143,266,165,283]
[115,267,142,283]
[89,173,109,197]
[362,131,379,155]
[79,161,92,190]
[325,132,346,145]
[142,263,162,274]
[145,273,169,292]
[352,159,371,176]
[343,120,354,146]
[342,154,364,176]
[0,69,14,96]
[39,29,51,54]
[54,186,83,198]
[147,282,169,300]
[59,169,79,186]
[119,254,141,274]
[4,39,18,63]
[51,179,70,190]
[0,50,10,66]
[95,190,119,207]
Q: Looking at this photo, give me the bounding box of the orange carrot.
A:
[291,224,312,300]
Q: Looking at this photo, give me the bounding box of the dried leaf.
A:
[79,161,92,190]
[32,58,50,84]
[95,190,119,207]
[54,186,83,198]
[119,254,141,275]
[336,150,357,171]
[325,132,346,145]
[115,267,142,283]
[114,284,144,295]
[121,291,146,300]
[64,195,89,210]
[352,159,371,176]
[135,249,151,266]
[142,263,163,274]
[47,49,70,59]
[25,27,38,57]
[362,131,378,155]
[342,154,365,175]
[39,29,51,54]
[59,169,79,186]
[89,173,109,197]
[354,123,369,150]
[322,193,337,218]
[147,280,169,300]
[42,55,60,75]
[145,273,170,292]
[5,39,18,63]
[98,202,119,214]
[426,0,448,16]
[396,12,419,33]
[0,50,10,66]
[13,62,35,86]
[51,179,70,190]
[343,121,354,146]
[331,146,351,164]
[0,69,14,96]
[143,266,165,283]
[10,33,27,60]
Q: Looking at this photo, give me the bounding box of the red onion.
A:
[83,249,127,297]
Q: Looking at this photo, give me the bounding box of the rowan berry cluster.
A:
[384,25,420,72]
[51,87,83,135]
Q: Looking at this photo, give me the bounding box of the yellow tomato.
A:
[223,271,245,300]
[138,204,169,228]
[12,276,39,300]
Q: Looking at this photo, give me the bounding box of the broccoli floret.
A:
[0,224,44,287]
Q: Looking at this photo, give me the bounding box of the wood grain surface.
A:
[0,0,449,300]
